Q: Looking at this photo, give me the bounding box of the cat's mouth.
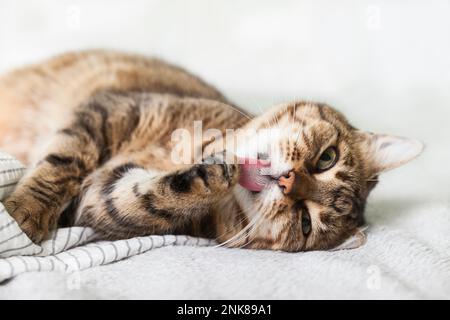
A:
[238,157,291,195]
[238,157,272,192]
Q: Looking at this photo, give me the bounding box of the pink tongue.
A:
[238,158,271,192]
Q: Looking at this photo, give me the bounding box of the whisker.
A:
[214,202,262,248]
[223,200,268,248]
[213,206,248,242]
[227,209,265,247]
[237,208,268,248]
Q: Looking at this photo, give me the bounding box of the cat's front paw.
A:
[4,192,56,243]
[169,162,239,196]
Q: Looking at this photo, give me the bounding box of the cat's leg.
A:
[75,156,238,240]
[3,96,131,242]
[4,138,98,242]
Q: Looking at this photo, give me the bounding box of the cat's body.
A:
[0,50,423,251]
[0,50,230,164]
[0,50,250,246]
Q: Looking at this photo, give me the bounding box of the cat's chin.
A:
[234,182,283,208]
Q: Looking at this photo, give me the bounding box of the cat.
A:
[0,50,423,251]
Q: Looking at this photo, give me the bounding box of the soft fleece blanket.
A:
[0,149,449,299]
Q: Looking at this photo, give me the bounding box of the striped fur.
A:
[0,50,422,251]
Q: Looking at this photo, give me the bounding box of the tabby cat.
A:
[0,50,423,251]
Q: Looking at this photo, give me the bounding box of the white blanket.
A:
[0,148,449,299]
[0,151,214,283]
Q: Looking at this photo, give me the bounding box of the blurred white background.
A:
[0,0,449,200]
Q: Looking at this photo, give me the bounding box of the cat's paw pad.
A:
[201,162,239,192]
[169,163,239,195]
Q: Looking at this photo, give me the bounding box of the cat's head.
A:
[228,102,423,252]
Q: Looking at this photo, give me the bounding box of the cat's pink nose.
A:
[278,171,295,195]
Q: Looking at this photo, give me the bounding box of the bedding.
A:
[0,151,214,283]
[0,150,449,299]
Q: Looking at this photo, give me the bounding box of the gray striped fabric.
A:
[0,152,26,201]
[0,151,215,282]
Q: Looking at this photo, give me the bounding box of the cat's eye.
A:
[316,147,338,171]
[301,209,311,236]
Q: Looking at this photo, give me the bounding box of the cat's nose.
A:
[278,171,295,195]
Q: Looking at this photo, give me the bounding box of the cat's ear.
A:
[331,227,367,251]
[357,131,424,174]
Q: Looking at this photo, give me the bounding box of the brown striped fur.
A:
[0,50,423,251]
